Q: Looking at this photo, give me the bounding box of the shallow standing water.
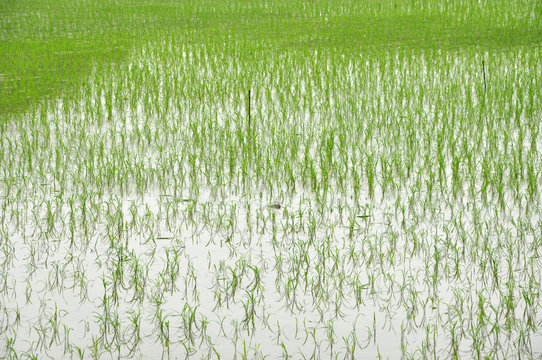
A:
[1,41,541,359]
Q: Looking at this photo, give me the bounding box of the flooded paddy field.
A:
[1,1,541,359]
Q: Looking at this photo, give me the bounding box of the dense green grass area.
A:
[1,0,540,118]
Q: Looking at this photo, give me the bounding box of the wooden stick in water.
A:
[482,60,487,94]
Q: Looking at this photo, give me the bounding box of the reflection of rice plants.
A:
[1,0,541,358]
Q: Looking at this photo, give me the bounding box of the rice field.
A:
[1,0,541,359]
